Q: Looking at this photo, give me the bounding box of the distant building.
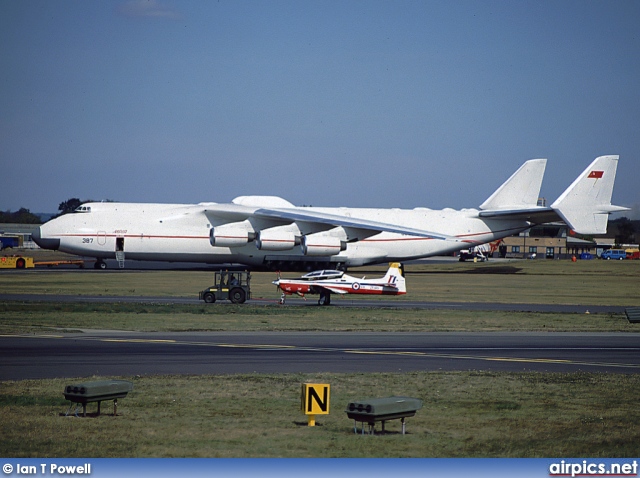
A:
[500,225,599,259]
[0,224,40,249]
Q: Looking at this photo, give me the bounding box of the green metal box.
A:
[345,396,422,434]
[345,395,422,426]
[64,380,133,404]
[626,307,640,324]
[64,380,134,416]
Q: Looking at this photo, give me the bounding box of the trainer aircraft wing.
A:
[316,284,351,295]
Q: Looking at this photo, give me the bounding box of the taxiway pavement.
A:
[2,330,639,380]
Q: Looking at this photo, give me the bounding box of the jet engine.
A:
[301,234,347,256]
[255,230,298,251]
[210,226,255,247]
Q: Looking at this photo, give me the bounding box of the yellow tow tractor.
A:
[0,256,35,269]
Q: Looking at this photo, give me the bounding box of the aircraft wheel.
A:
[229,288,246,304]
[318,291,331,306]
[203,292,216,303]
[94,260,107,269]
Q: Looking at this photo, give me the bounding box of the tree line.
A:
[0,198,93,223]
[0,208,42,224]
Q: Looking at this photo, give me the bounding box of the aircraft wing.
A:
[205,203,460,241]
[317,285,350,294]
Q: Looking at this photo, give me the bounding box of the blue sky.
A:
[1,0,638,217]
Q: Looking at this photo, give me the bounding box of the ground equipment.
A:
[199,270,251,304]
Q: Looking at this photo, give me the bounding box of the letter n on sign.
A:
[301,383,330,415]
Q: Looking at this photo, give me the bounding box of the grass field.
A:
[2,254,639,305]
[1,255,639,457]
[3,372,640,458]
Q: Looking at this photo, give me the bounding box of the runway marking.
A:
[342,348,639,369]
[101,338,176,344]
[217,344,297,349]
[487,357,572,364]
[3,334,65,339]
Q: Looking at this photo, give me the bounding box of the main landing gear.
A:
[278,290,332,306]
[318,290,331,306]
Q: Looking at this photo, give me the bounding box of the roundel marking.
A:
[352,283,360,290]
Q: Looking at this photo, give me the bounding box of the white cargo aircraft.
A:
[33,155,627,271]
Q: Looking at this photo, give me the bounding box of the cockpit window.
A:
[301,270,344,280]
[74,206,91,213]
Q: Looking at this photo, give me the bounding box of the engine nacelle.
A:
[210,226,254,247]
[255,230,298,251]
[301,235,347,256]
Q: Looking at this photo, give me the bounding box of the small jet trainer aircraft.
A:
[273,262,406,305]
[33,155,628,271]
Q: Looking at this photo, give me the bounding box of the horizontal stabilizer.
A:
[478,206,560,225]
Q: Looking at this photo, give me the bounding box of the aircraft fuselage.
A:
[35,201,528,269]
[32,156,625,270]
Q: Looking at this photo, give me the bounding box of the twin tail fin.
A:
[479,155,628,235]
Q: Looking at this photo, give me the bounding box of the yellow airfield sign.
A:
[301,383,330,426]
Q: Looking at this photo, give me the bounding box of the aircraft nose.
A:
[32,227,60,250]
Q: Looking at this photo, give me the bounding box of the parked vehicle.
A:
[601,249,626,260]
[0,236,19,250]
[0,256,34,268]
[199,270,251,304]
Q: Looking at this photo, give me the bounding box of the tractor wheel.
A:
[229,288,246,304]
